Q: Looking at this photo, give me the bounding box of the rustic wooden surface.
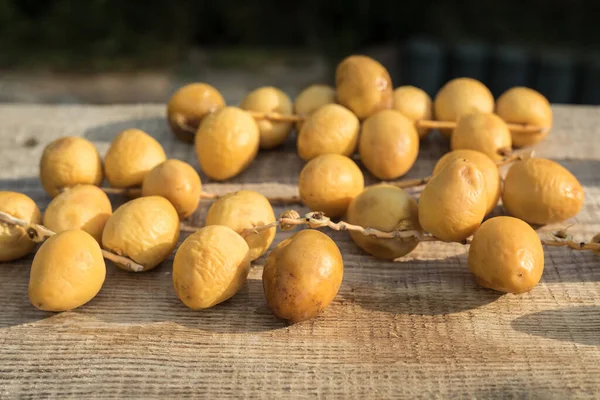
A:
[0,104,599,399]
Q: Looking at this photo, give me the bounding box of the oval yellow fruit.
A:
[0,192,42,262]
[469,216,544,294]
[195,107,260,180]
[29,230,106,311]
[502,158,584,225]
[419,159,487,242]
[40,136,103,197]
[450,112,512,161]
[173,225,251,309]
[102,196,180,271]
[205,190,276,261]
[43,184,112,243]
[346,185,422,259]
[392,85,433,139]
[294,84,336,131]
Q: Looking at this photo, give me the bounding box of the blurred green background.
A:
[1,0,599,104]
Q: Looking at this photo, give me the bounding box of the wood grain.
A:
[0,104,599,399]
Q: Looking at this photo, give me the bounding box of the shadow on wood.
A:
[511,305,600,346]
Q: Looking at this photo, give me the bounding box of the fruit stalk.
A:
[415,119,549,135]
[245,111,305,123]
[0,211,146,272]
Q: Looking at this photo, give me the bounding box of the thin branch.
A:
[0,211,145,272]
[415,119,549,135]
[246,110,305,123]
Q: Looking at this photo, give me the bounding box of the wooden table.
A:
[0,104,599,399]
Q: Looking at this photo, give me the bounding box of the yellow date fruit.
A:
[434,78,494,138]
[419,159,487,242]
[141,159,202,219]
[29,230,106,311]
[433,149,501,215]
[335,55,393,120]
[451,112,512,161]
[40,136,103,197]
[102,196,180,271]
[496,87,552,147]
[0,192,42,262]
[359,109,419,180]
[173,225,250,309]
[297,104,359,161]
[392,85,433,139]
[43,184,112,243]
[293,84,336,131]
[263,229,343,323]
[205,190,276,261]
[167,83,226,143]
[104,129,166,188]
[346,185,421,259]
[241,86,293,149]
[502,158,584,225]
[469,216,544,294]
[195,107,260,180]
[299,154,364,218]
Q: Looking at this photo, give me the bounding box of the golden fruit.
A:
[469,216,544,294]
[433,149,500,215]
[502,158,584,225]
[40,136,103,197]
[195,107,260,180]
[141,159,202,219]
[102,196,180,271]
[392,85,433,139]
[29,230,106,311]
[297,104,359,161]
[43,185,112,243]
[0,192,41,262]
[451,112,512,161]
[293,84,336,131]
[496,87,552,147]
[263,229,343,322]
[173,225,250,309]
[346,185,421,259]
[299,154,364,218]
[205,190,276,261]
[434,78,495,138]
[335,55,393,120]
[240,86,293,149]
[359,109,419,180]
[419,159,487,242]
[167,83,226,143]
[104,129,166,188]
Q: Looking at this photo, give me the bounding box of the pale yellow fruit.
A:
[43,184,112,243]
[418,159,487,242]
[502,158,584,225]
[263,229,343,323]
[433,149,501,215]
[104,129,166,188]
[0,192,41,262]
[297,104,359,161]
[299,154,364,218]
[392,85,433,138]
[359,109,419,180]
[293,84,336,131]
[451,112,512,161]
[469,216,544,294]
[496,87,552,147]
[205,190,276,261]
[335,55,393,120]
[142,159,202,219]
[102,196,180,271]
[173,225,251,309]
[167,83,226,143]
[29,230,106,311]
[40,136,103,197]
[434,78,494,138]
[195,107,260,180]
[346,185,421,259]
[240,86,293,149]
